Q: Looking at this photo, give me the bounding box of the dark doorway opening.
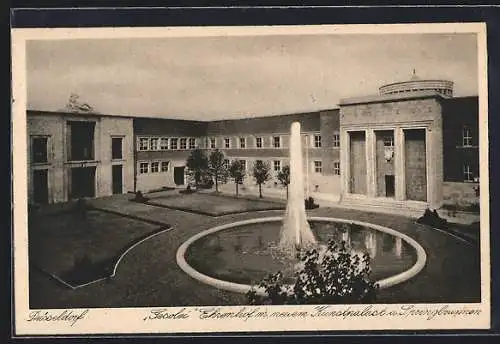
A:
[33,169,49,204]
[69,121,95,161]
[385,175,395,197]
[174,166,185,185]
[112,165,123,194]
[71,167,96,199]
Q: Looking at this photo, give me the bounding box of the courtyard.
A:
[28,192,481,309]
[144,191,285,216]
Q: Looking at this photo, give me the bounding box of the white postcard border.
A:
[11,22,491,335]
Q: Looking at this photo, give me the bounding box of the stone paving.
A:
[29,193,481,308]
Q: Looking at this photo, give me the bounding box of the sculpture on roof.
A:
[64,93,98,113]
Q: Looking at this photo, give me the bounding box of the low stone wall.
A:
[442,181,479,206]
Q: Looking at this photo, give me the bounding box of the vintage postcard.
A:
[11,22,490,335]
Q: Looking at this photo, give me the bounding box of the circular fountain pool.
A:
[176,217,427,296]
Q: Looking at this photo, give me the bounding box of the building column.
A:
[425,126,442,209]
[365,128,377,197]
[340,129,350,197]
[394,127,406,201]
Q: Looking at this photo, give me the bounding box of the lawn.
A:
[145,192,285,216]
[29,208,165,286]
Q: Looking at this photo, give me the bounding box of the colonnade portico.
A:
[339,121,443,210]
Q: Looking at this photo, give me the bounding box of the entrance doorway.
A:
[385,175,395,197]
[349,131,367,194]
[33,169,49,204]
[71,167,96,199]
[174,166,185,185]
[112,165,123,194]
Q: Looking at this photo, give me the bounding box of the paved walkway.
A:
[29,194,481,308]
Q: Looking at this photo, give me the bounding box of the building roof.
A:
[205,111,327,136]
[339,90,448,106]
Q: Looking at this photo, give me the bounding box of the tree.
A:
[252,160,271,198]
[229,160,246,197]
[247,239,378,305]
[208,149,228,193]
[277,165,290,199]
[186,148,209,189]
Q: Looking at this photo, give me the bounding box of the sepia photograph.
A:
[11,22,490,335]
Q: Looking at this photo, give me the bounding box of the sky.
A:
[26,33,478,120]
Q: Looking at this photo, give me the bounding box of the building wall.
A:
[97,117,135,196]
[442,97,480,183]
[349,131,367,194]
[27,114,66,203]
[404,129,427,201]
[320,110,341,176]
[27,111,134,204]
[136,158,187,192]
[442,181,480,205]
[340,96,443,127]
[340,94,444,207]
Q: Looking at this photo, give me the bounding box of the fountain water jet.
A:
[278,122,318,256]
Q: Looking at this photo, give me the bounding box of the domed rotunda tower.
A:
[378,70,454,98]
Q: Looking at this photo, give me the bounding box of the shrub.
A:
[247,240,378,305]
[416,208,448,229]
[179,185,197,194]
[305,197,319,209]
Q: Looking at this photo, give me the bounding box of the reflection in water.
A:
[187,221,418,285]
[364,231,377,259]
[341,228,350,246]
[394,237,402,258]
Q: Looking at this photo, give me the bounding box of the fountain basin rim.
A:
[176,216,427,297]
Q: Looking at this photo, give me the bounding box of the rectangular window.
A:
[150,138,159,151]
[240,137,246,149]
[334,161,340,175]
[224,159,230,169]
[383,136,394,147]
[160,138,169,150]
[111,137,123,160]
[333,134,340,148]
[314,135,322,148]
[188,138,196,149]
[464,163,474,182]
[273,136,281,148]
[170,138,178,150]
[69,121,95,160]
[273,160,281,172]
[32,137,48,163]
[239,160,247,170]
[161,161,169,172]
[224,138,231,148]
[151,161,159,173]
[463,127,473,147]
[139,137,149,151]
[256,137,263,148]
[210,138,216,149]
[314,160,323,173]
[180,138,187,150]
[139,162,149,174]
